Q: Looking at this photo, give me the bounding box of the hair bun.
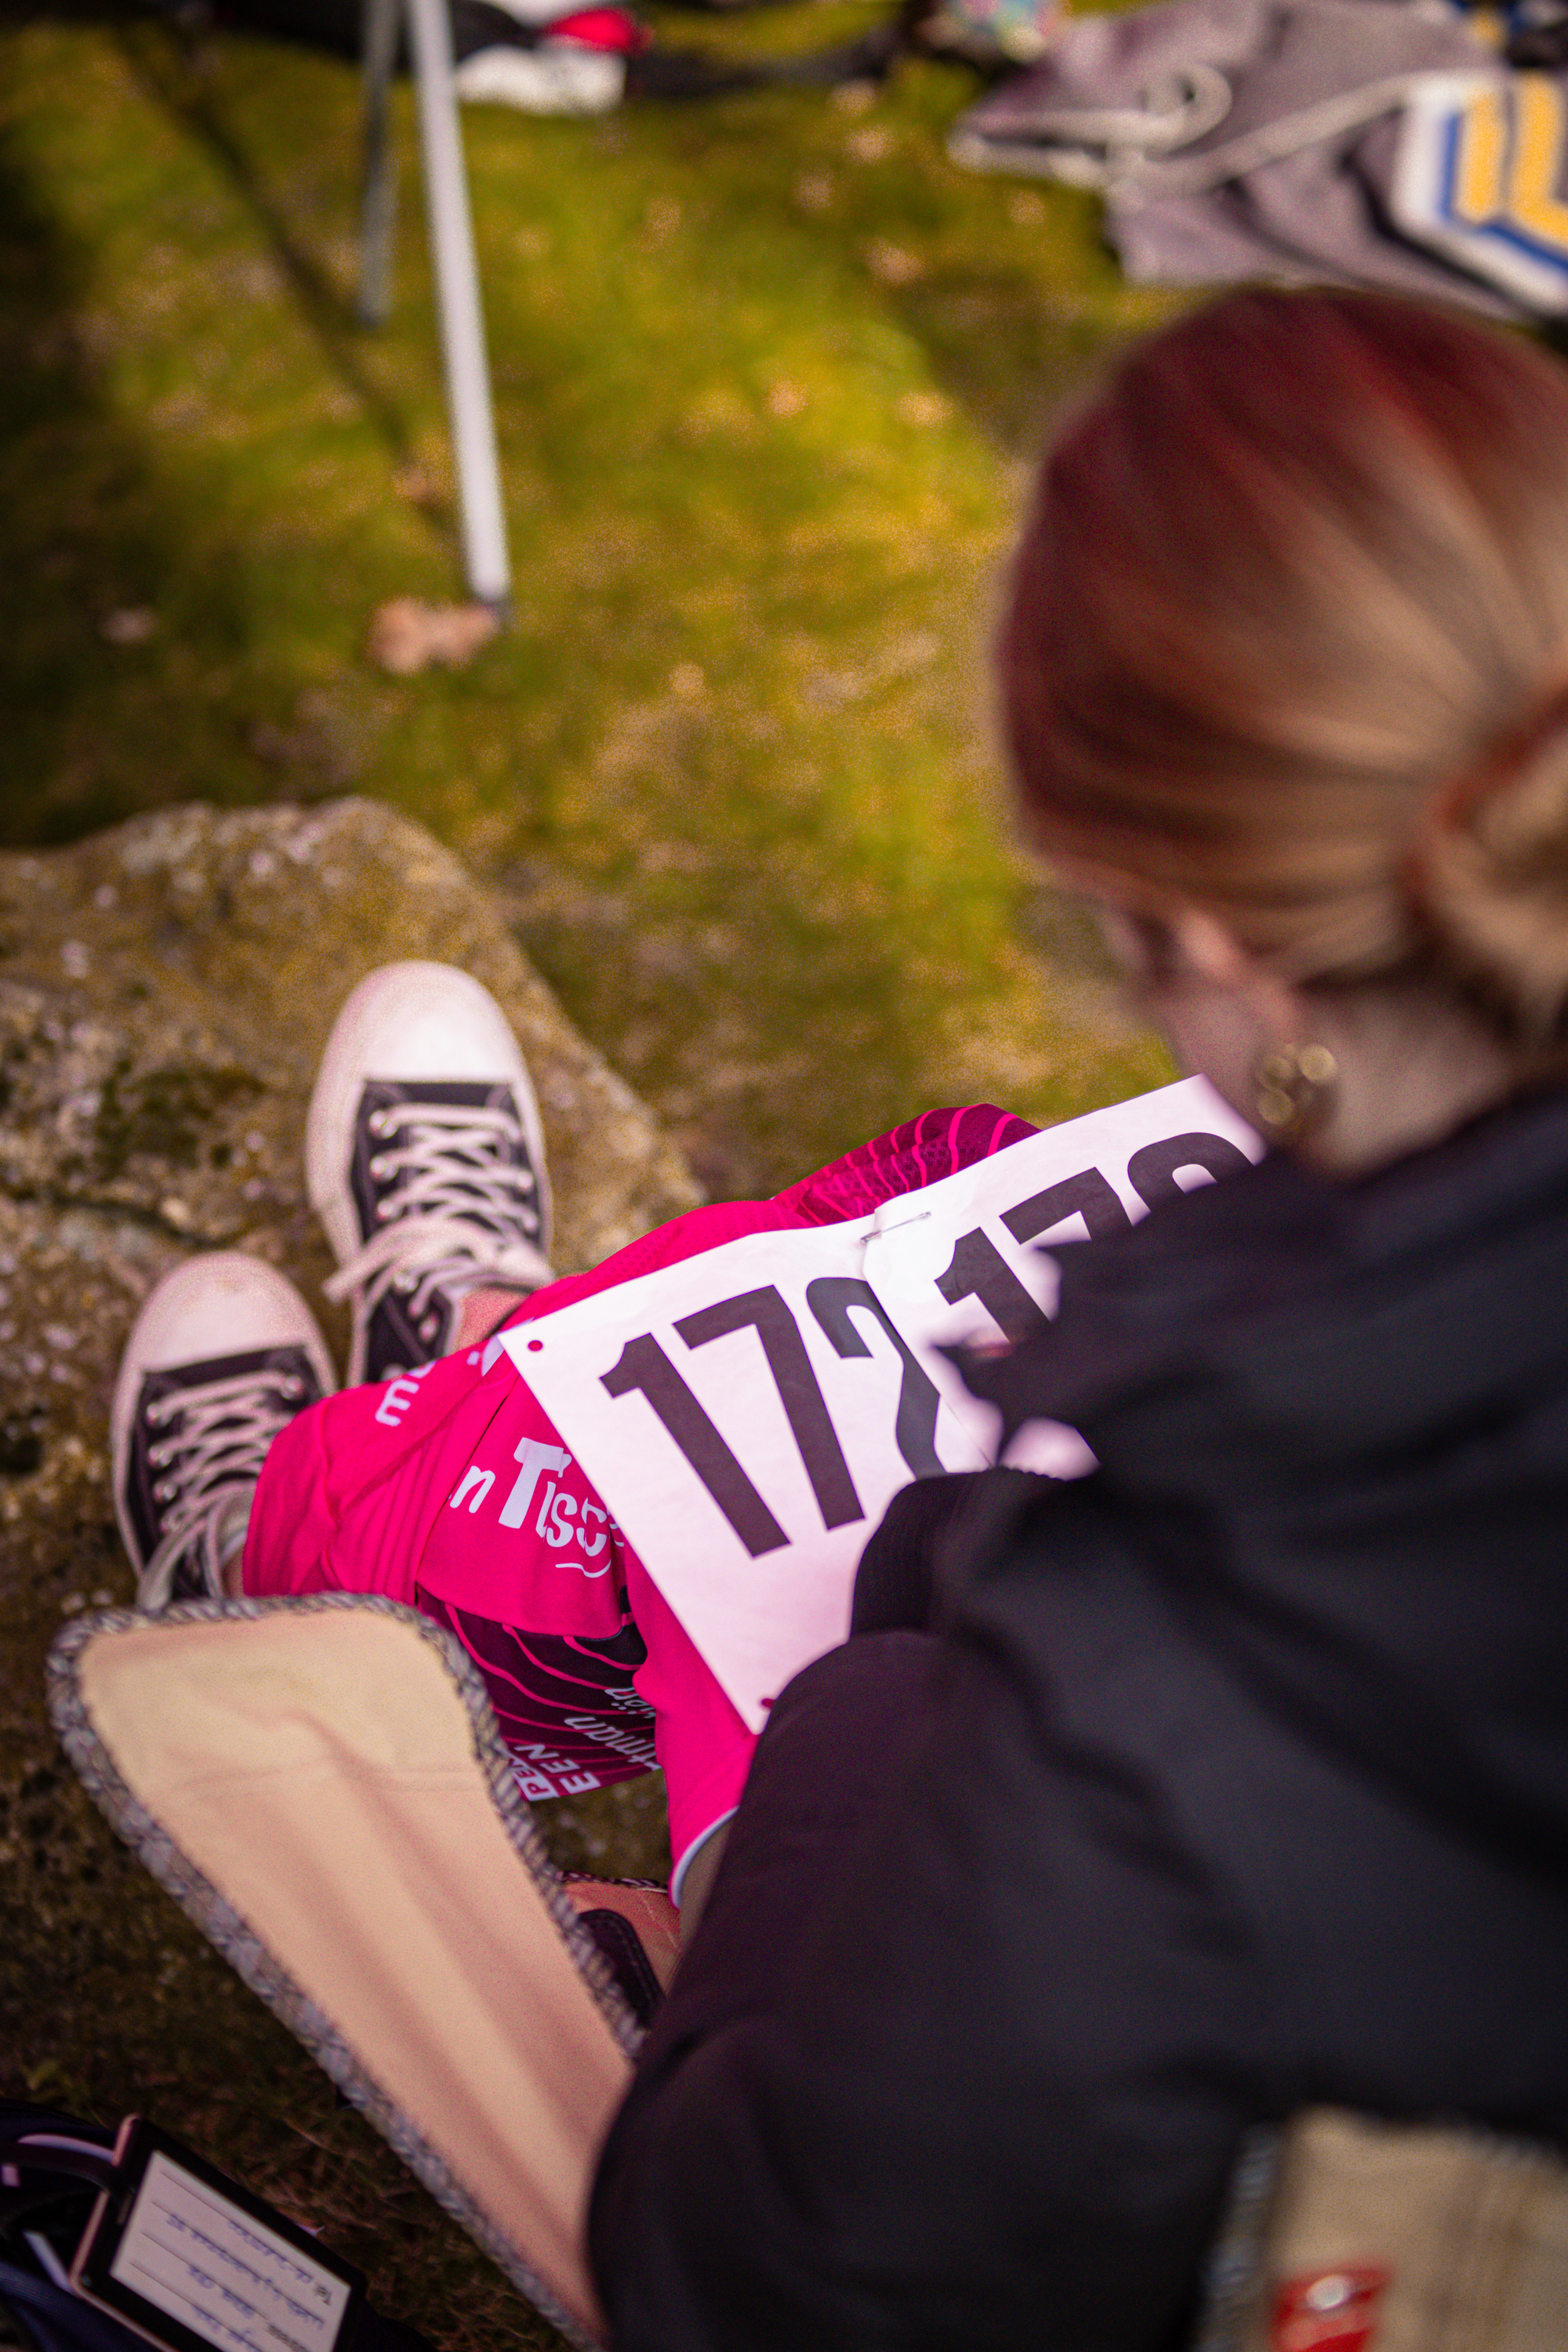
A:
[1410,679,1568,1045]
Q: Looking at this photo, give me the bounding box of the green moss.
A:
[91,1059,265,1177]
[0,9,1177,1200]
[0,1409,45,1477]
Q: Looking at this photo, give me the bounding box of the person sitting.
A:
[108,283,1568,2349]
[584,286,1568,2347]
[110,954,1039,1917]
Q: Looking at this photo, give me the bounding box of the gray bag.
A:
[950,0,1568,318]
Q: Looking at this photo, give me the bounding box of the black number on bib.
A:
[1002,1166,1133,1247]
[602,1333,787,1556]
[1126,1131,1252,1209]
[677,1286,864,1532]
[935,1228,1051,1343]
[806,1276,946,1479]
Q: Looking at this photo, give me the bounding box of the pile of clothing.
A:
[425,0,1568,318]
[208,0,1068,115]
[439,0,1069,110]
[949,0,1568,317]
[205,0,1568,314]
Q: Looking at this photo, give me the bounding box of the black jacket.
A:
[590,1086,1568,2350]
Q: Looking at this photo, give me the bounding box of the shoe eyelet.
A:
[148,1444,169,1468]
[394,1272,414,1294]
[368,1109,389,1138]
[281,1374,303,1399]
[154,1480,176,1504]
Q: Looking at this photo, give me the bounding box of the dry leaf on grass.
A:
[366,598,500,677]
[864,240,924,285]
[100,607,158,644]
[393,464,440,506]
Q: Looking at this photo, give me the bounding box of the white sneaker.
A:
[306,961,555,1387]
[111,1254,337,1612]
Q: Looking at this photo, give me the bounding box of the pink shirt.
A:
[245,1107,1037,1880]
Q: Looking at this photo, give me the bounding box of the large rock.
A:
[0,796,699,1519]
[0,803,695,2217]
[0,797,699,1274]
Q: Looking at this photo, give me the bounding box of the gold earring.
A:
[1253,1042,1338,1141]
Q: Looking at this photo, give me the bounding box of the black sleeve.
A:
[589,1486,1258,2352]
[849,1469,1041,1635]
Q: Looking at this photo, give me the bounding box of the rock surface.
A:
[0,801,694,2274]
[0,784,698,1709]
[0,796,699,1293]
[0,793,699,1684]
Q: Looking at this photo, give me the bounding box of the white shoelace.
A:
[324,1099,554,1342]
[139,1367,306,1611]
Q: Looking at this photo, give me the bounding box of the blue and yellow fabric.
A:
[1393,35,1568,313]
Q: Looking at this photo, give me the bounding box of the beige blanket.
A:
[48,1594,673,2350]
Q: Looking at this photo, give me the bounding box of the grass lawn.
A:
[0,5,1181,2343]
[0,0,1178,1200]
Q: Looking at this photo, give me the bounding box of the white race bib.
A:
[506,1078,1260,1730]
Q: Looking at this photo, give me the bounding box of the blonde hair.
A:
[1000,289,1568,1045]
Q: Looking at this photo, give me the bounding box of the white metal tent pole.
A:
[403,0,512,610]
